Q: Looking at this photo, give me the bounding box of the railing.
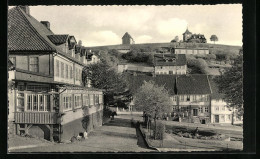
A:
[14,112,57,124]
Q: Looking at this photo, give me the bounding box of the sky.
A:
[10,5,242,46]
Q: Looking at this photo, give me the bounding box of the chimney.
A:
[40,21,50,30]
[20,6,30,15]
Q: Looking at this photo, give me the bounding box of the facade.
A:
[8,6,103,142]
[182,28,207,43]
[86,52,100,65]
[117,63,128,73]
[122,32,135,45]
[126,74,212,124]
[209,78,242,124]
[154,54,187,75]
[174,48,209,55]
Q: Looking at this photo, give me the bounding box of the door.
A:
[193,109,198,116]
[169,71,173,74]
[215,115,219,123]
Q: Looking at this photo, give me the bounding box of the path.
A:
[10,117,154,152]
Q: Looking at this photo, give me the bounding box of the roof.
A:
[8,6,55,51]
[122,32,133,39]
[126,74,211,95]
[208,76,225,99]
[47,35,69,45]
[177,75,212,95]
[183,28,192,35]
[126,74,177,95]
[154,54,186,66]
[8,6,87,66]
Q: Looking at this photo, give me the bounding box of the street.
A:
[9,117,154,152]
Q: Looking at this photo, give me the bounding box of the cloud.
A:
[135,35,153,43]
[157,18,188,36]
[84,30,121,46]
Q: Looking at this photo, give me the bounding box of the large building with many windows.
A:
[8,6,104,142]
[126,74,212,124]
[153,54,187,75]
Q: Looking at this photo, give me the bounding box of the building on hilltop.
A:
[122,32,135,45]
[8,6,104,142]
[153,54,187,75]
[182,28,207,43]
[174,47,209,55]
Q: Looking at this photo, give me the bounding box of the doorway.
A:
[215,115,219,123]
[193,109,198,116]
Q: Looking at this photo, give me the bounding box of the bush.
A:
[153,121,165,140]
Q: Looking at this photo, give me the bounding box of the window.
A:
[74,95,82,108]
[27,85,50,92]
[193,95,197,101]
[180,95,184,101]
[70,66,73,79]
[26,93,50,112]
[9,57,16,67]
[215,107,219,111]
[221,115,225,121]
[95,94,99,105]
[61,62,64,78]
[187,95,190,101]
[172,96,177,101]
[83,94,89,106]
[29,57,39,72]
[63,95,72,110]
[75,68,78,80]
[65,64,68,79]
[198,95,203,101]
[226,115,231,121]
[222,107,225,111]
[99,94,103,104]
[199,107,203,113]
[55,60,59,77]
[205,95,209,101]
[204,107,209,112]
[89,94,94,106]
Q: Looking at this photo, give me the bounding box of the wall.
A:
[117,64,128,73]
[61,110,103,141]
[16,56,28,70]
[11,54,52,75]
[54,55,84,86]
[175,49,209,55]
[154,65,186,75]
[211,99,233,124]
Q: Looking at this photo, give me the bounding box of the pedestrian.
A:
[83,131,88,139]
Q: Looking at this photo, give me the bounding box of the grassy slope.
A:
[86,42,242,55]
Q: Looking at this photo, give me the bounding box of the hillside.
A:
[85,42,242,55]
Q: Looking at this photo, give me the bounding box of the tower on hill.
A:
[122,32,135,45]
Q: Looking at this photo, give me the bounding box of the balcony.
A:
[14,112,58,124]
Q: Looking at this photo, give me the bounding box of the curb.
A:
[136,126,158,151]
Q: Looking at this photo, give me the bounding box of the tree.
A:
[187,58,209,74]
[134,81,172,139]
[174,36,179,42]
[171,36,179,43]
[210,35,218,44]
[82,54,130,106]
[214,53,243,116]
[78,40,82,46]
